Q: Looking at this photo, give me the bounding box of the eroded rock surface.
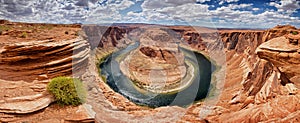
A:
[0,37,89,81]
[120,28,188,92]
[256,36,300,89]
[210,26,300,122]
[0,35,91,122]
[89,25,300,122]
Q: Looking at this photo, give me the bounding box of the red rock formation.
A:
[120,28,188,93]
[0,38,89,82]
[206,26,300,122]
[82,25,137,48]
[85,24,299,122]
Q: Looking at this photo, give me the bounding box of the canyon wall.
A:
[85,24,300,122]
[208,26,300,122]
[0,37,89,81]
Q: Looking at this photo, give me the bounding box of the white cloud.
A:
[0,0,136,24]
[0,0,299,28]
[196,0,211,3]
[141,0,196,10]
[228,3,253,9]
[110,0,135,10]
[269,0,300,14]
[122,0,300,28]
[207,2,300,28]
[219,0,239,5]
[225,0,239,2]
[138,2,211,23]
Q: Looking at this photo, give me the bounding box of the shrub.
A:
[47,76,86,106]
[101,75,107,82]
[0,25,10,32]
[20,32,27,38]
[75,31,80,36]
[65,31,69,34]
[291,31,298,35]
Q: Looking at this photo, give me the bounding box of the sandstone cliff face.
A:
[88,25,300,122]
[207,26,300,122]
[0,37,89,81]
[82,25,136,49]
[256,36,300,89]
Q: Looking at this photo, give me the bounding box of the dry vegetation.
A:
[0,20,81,45]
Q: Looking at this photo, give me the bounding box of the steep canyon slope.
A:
[85,24,299,122]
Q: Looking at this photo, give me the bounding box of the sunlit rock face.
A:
[256,36,300,88]
[120,28,187,92]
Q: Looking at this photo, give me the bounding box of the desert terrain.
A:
[0,20,299,122]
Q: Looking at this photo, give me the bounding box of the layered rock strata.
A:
[0,37,90,115]
[0,37,89,81]
[256,36,300,89]
[120,29,189,93]
[207,26,300,122]
[88,24,300,122]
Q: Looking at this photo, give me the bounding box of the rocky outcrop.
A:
[285,32,300,44]
[256,36,300,89]
[262,25,297,42]
[208,26,300,122]
[0,91,54,114]
[82,25,136,49]
[220,31,264,53]
[87,25,299,122]
[120,28,188,93]
[0,37,89,81]
[0,37,90,116]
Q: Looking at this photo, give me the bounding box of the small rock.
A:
[38,74,48,80]
[285,83,297,95]
[91,88,98,94]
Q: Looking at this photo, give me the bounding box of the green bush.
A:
[291,31,298,35]
[20,32,27,38]
[101,75,107,82]
[47,76,86,106]
[0,25,10,32]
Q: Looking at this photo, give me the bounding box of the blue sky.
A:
[0,0,299,28]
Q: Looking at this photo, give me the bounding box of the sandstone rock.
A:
[64,104,95,122]
[82,25,135,49]
[207,94,300,122]
[0,94,54,114]
[217,26,299,122]
[285,83,298,95]
[285,32,300,45]
[120,28,188,93]
[89,25,294,122]
[0,36,90,116]
[256,36,300,88]
[0,37,90,81]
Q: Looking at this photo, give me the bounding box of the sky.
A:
[0,0,299,28]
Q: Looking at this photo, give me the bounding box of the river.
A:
[99,42,215,108]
